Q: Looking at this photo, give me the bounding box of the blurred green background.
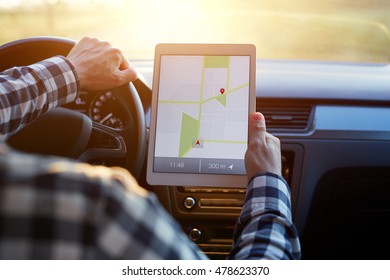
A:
[1,0,390,62]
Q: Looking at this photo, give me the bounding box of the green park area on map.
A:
[179,112,199,157]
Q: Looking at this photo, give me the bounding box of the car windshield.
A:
[1,0,390,63]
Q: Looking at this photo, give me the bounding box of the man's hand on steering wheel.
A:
[0,36,147,179]
[67,37,137,91]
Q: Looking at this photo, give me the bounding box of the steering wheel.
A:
[0,37,147,179]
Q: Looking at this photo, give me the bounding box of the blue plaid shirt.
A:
[0,56,301,259]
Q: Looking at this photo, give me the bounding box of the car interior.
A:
[1,0,390,260]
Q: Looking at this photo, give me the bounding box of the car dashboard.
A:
[65,59,390,259]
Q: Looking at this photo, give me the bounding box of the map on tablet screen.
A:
[147,44,256,187]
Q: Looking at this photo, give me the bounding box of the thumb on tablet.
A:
[245,112,282,181]
[248,112,266,143]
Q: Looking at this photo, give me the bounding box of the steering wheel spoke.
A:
[79,122,127,166]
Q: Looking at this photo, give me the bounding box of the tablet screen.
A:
[147,44,256,187]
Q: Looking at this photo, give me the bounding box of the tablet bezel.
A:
[146,43,256,187]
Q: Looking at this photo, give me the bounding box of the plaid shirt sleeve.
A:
[0,56,79,140]
[229,173,301,260]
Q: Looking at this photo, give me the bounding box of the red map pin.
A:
[220,88,225,94]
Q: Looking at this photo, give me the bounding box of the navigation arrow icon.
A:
[228,164,234,170]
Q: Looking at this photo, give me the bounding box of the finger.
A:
[113,49,137,82]
[266,132,279,145]
[78,37,100,49]
[117,67,138,83]
[118,53,130,70]
[248,112,267,144]
[265,133,281,155]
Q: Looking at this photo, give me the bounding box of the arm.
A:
[0,37,137,140]
[228,113,301,259]
[229,173,301,259]
[0,56,78,138]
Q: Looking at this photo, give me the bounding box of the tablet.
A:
[147,44,256,187]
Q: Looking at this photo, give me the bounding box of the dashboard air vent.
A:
[257,103,312,131]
